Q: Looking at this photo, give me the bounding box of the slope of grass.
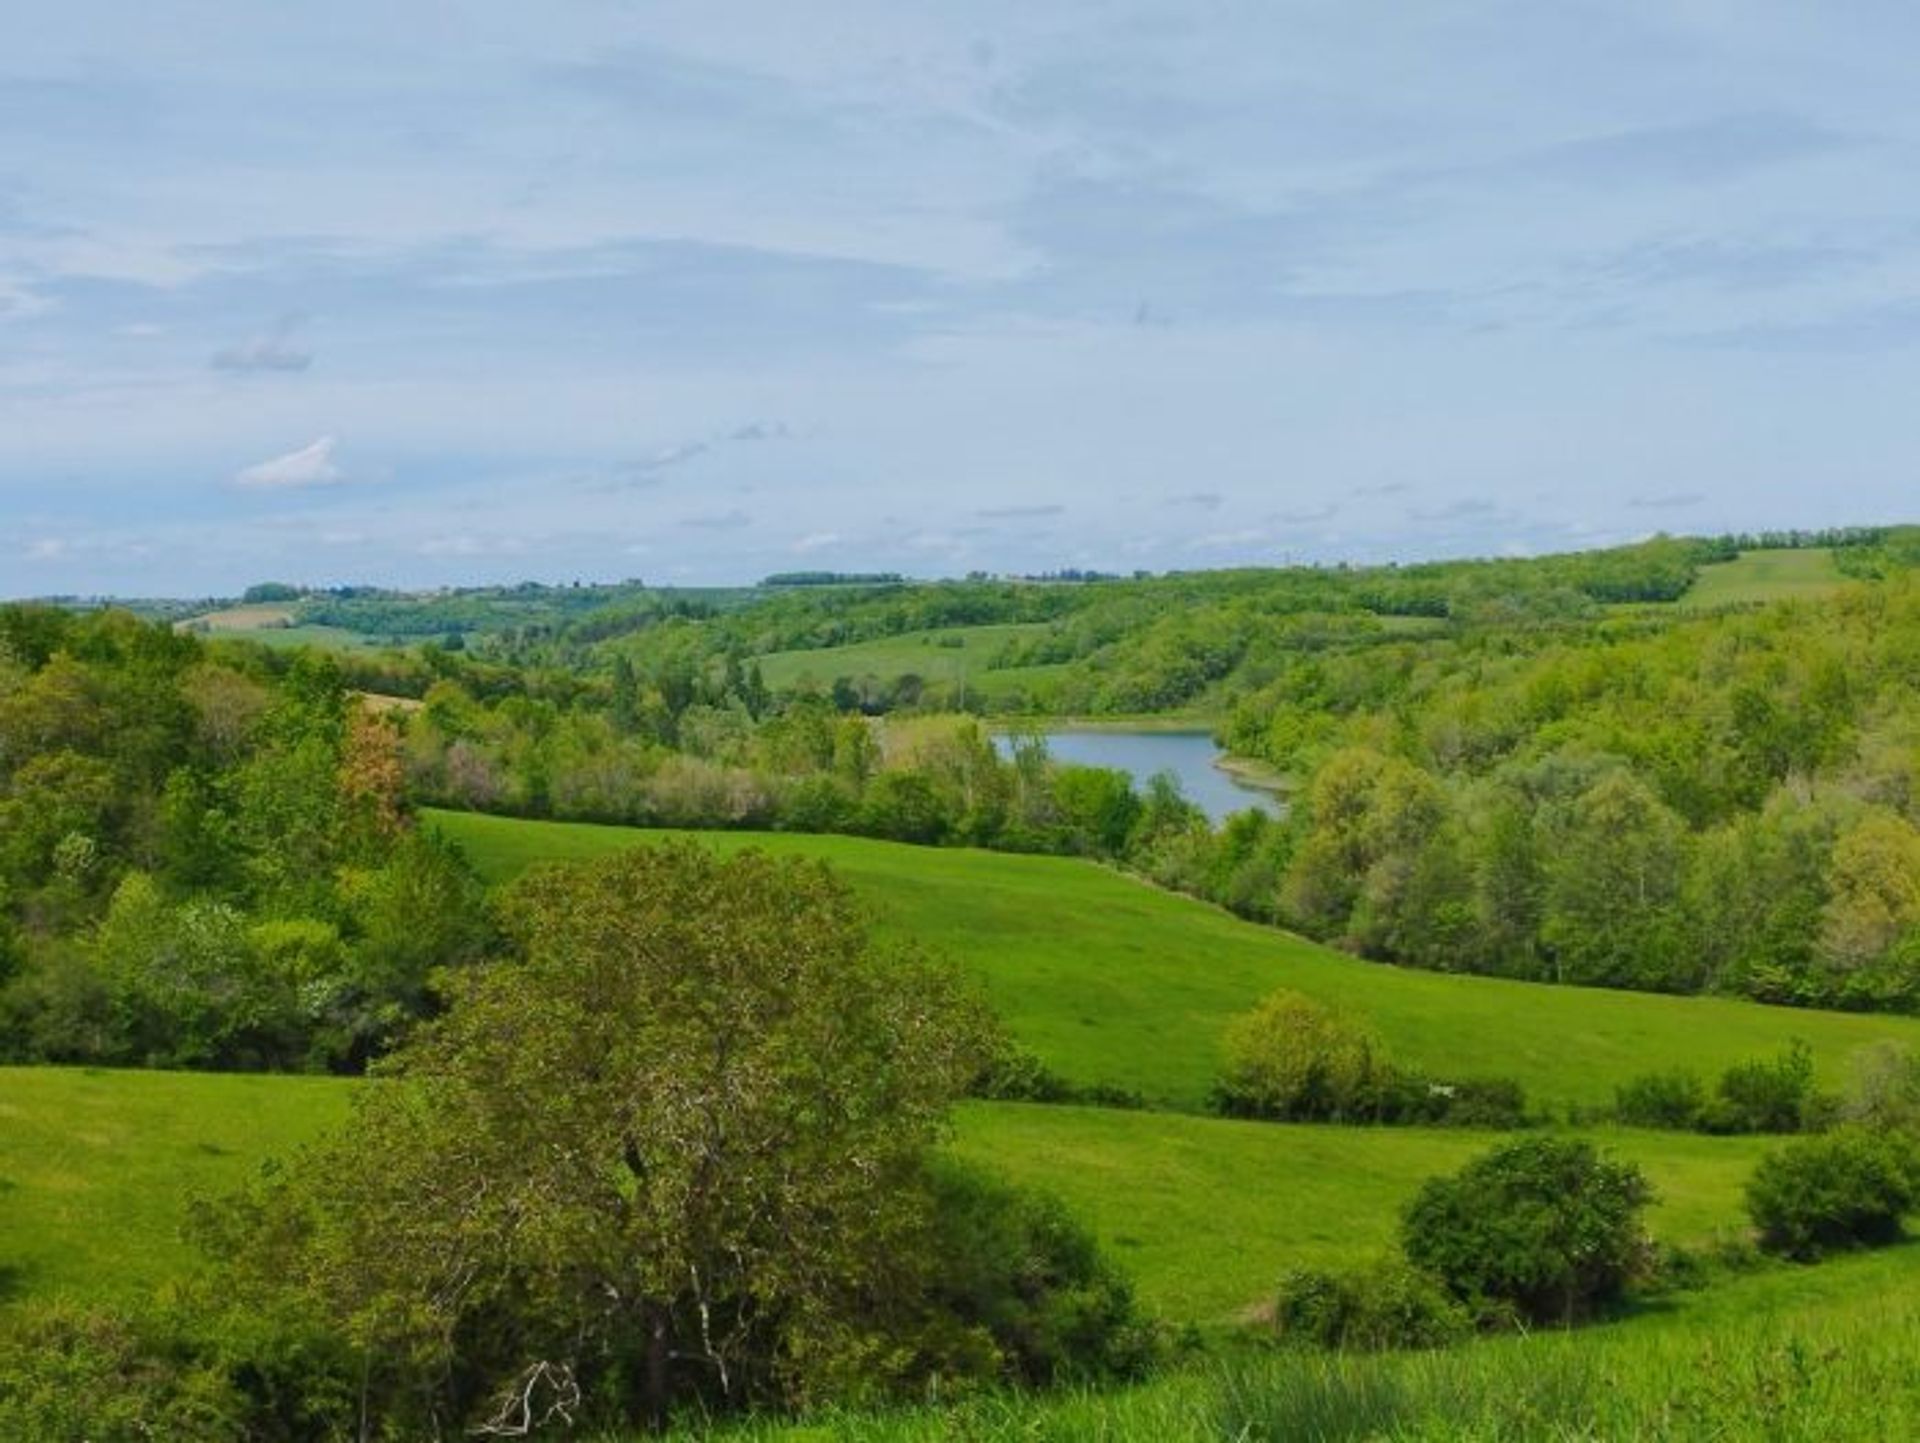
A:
[428,810,1920,1113]
[0,1067,348,1306]
[1682,548,1844,608]
[753,624,1057,703]
[0,1068,1776,1326]
[954,1104,1772,1321]
[10,1066,1919,1443]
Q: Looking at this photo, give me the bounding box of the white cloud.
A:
[235,436,344,489]
[24,537,68,560]
[792,530,840,552]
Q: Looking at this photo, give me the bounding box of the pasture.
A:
[0,1067,1789,1326]
[429,810,1920,1113]
[1681,547,1846,608]
[752,623,1066,704]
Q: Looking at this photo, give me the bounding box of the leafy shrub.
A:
[1212,989,1394,1122]
[1704,1040,1818,1134]
[1614,1068,1707,1129]
[1401,1138,1654,1324]
[973,1040,1143,1109]
[1430,1077,1530,1129]
[1840,1041,1920,1132]
[916,1164,1161,1387]
[0,1301,356,1443]
[1746,1128,1920,1260]
[1272,1261,1469,1352]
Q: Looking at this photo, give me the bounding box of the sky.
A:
[5,1,1920,596]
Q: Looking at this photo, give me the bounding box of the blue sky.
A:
[5,2,1919,596]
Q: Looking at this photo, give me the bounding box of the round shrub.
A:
[1745,1127,1920,1261]
[1401,1137,1654,1324]
[1272,1260,1469,1352]
[918,1164,1160,1386]
[1212,988,1392,1122]
[1614,1068,1706,1130]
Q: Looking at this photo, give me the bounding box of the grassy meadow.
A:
[752,623,1068,703]
[0,1067,1793,1326]
[8,1062,1920,1441]
[1680,547,1846,608]
[430,810,1920,1113]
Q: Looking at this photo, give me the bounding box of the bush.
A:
[1614,1068,1707,1129]
[1272,1261,1469,1352]
[1431,1077,1529,1129]
[915,1164,1161,1387]
[1840,1041,1920,1132]
[1212,989,1394,1122]
[972,1039,1143,1109]
[1705,1040,1817,1134]
[1401,1138,1654,1325]
[0,1301,356,1443]
[1745,1128,1920,1261]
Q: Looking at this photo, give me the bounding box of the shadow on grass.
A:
[0,1264,31,1304]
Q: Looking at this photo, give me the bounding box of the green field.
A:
[0,1067,349,1306]
[956,1105,1773,1320]
[1681,548,1846,608]
[753,624,1066,703]
[428,810,1920,1113]
[0,1067,1778,1327]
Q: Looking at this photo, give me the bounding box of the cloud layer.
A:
[3,3,1919,594]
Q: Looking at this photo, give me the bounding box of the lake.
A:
[992,728,1283,825]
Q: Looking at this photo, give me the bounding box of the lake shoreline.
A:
[988,725,1286,823]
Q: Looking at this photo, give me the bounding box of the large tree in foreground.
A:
[211,843,998,1434]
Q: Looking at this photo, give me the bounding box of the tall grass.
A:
[665,1288,1920,1441]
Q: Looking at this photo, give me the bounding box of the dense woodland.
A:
[0,608,486,1071]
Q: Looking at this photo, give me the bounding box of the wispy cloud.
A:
[235,436,343,489]
[679,508,752,530]
[974,504,1064,520]
[1164,491,1223,510]
[1412,498,1499,522]
[212,314,313,373]
[1628,491,1705,510]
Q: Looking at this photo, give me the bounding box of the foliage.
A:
[0,607,487,1073]
[1271,1260,1469,1352]
[1839,1041,1920,1132]
[1400,1138,1655,1324]
[915,1164,1159,1388]
[1746,1128,1920,1261]
[1211,988,1528,1127]
[1212,989,1394,1122]
[1615,1068,1710,1130]
[201,844,1156,1430]
[1706,1040,1819,1135]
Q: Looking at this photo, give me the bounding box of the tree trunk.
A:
[643,1301,672,1433]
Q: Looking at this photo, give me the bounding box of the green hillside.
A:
[0,1067,1779,1325]
[1681,547,1846,608]
[428,810,1920,1112]
[753,623,1066,704]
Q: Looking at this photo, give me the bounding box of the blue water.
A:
[992,729,1282,825]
